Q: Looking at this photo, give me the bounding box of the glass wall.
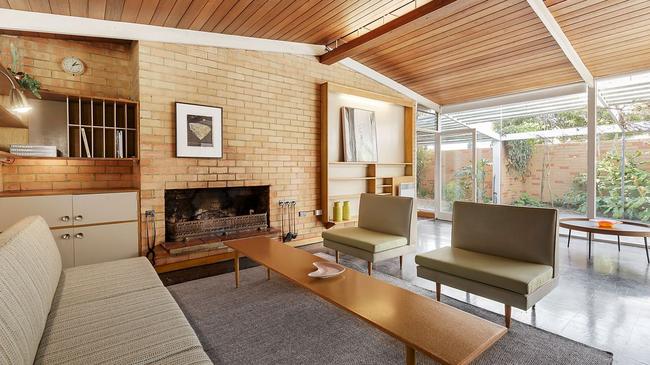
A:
[596,74,650,223]
[416,110,437,212]
[441,92,588,217]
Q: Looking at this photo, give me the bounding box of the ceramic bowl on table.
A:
[589,218,621,228]
[308,261,346,278]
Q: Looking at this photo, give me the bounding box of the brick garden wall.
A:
[136,41,404,259]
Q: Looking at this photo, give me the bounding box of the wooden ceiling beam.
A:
[527,0,594,86]
[319,0,459,65]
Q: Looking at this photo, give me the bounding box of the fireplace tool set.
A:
[279,200,298,242]
[144,210,156,265]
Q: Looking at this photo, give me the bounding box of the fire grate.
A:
[168,213,268,241]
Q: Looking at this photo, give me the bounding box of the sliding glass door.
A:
[435,128,477,220]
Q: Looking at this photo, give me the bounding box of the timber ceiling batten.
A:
[0,1,428,45]
[351,0,581,105]
[546,0,650,78]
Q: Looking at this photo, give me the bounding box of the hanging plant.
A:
[7,43,41,99]
[503,139,534,181]
[7,69,42,99]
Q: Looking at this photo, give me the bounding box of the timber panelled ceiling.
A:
[547,0,650,78]
[1,0,650,105]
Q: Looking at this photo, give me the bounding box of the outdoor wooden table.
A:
[225,236,506,365]
[560,218,650,262]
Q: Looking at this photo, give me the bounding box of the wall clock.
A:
[61,56,85,75]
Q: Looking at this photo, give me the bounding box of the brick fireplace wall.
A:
[0,34,139,192]
[137,41,405,255]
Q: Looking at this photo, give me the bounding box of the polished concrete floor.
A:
[319,219,650,365]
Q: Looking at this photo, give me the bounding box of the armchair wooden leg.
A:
[367,261,372,276]
[335,250,339,263]
[435,283,441,301]
[505,305,512,329]
[399,255,403,269]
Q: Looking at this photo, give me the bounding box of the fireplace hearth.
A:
[164,186,273,248]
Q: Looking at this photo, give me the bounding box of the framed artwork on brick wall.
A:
[175,102,223,158]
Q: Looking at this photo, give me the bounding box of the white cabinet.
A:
[0,195,73,229]
[51,228,75,269]
[73,222,139,266]
[0,191,139,267]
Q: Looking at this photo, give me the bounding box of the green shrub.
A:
[512,193,545,207]
[559,151,650,222]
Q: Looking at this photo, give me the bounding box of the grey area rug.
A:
[168,256,613,365]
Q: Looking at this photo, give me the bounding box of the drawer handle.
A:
[61,234,71,240]
[61,216,70,222]
[74,233,84,239]
[74,215,83,221]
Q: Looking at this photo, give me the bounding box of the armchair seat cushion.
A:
[322,227,407,253]
[416,247,553,294]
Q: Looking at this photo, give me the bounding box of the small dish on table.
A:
[589,218,621,228]
[308,261,345,278]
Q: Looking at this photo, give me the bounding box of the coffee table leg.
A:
[267,267,271,280]
[234,250,240,288]
[405,345,415,365]
[588,233,592,259]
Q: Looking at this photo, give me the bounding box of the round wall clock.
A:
[61,56,85,75]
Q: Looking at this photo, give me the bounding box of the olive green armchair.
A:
[322,193,414,275]
[416,201,559,328]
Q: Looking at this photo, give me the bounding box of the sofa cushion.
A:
[35,286,212,365]
[51,257,163,310]
[0,216,61,365]
[416,247,553,294]
[322,227,407,253]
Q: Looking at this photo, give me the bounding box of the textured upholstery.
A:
[51,257,163,310]
[0,216,212,365]
[0,216,61,365]
[358,193,413,243]
[452,201,559,273]
[321,227,407,253]
[415,247,553,294]
[36,287,211,365]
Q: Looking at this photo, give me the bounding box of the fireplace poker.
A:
[291,201,298,240]
[145,210,156,265]
[283,200,293,242]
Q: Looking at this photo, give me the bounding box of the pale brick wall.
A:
[0,34,138,192]
[137,41,404,259]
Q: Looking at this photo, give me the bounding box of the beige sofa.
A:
[416,202,559,328]
[0,216,212,365]
[322,193,414,275]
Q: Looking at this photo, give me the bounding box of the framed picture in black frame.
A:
[175,102,223,158]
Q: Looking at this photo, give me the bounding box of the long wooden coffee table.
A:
[226,237,506,365]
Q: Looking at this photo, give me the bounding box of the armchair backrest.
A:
[358,193,413,244]
[452,201,559,274]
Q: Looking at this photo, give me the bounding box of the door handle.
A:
[60,233,71,240]
[74,233,84,239]
[74,215,83,221]
[61,216,70,222]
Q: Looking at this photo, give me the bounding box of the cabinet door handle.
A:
[74,233,84,239]
[74,215,83,221]
[61,216,70,222]
[61,233,71,240]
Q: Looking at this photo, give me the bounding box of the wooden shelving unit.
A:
[67,96,138,159]
[320,82,416,225]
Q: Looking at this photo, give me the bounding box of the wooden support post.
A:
[505,305,512,329]
[405,344,415,365]
[435,283,441,301]
[367,261,373,276]
[234,251,240,288]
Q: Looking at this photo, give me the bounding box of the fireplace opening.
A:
[164,186,272,244]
